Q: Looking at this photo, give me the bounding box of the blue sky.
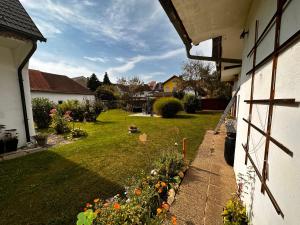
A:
[21,0,211,83]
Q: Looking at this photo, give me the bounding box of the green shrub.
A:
[153,97,183,118]
[58,100,102,122]
[32,98,55,129]
[50,109,71,134]
[183,94,200,113]
[71,128,88,138]
[222,196,248,225]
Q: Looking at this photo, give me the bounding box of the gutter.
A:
[18,41,37,142]
[159,0,242,64]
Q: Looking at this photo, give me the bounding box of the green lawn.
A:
[0,110,220,225]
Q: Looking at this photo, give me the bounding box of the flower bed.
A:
[76,149,188,225]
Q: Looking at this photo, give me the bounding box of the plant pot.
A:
[5,138,18,152]
[0,140,4,154]
[128,128,138,133]
[36,136,48,147]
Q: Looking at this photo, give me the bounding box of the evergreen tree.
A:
[87,73,101,92]
[103,72,112,85]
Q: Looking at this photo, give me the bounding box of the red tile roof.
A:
[29,69,93,95]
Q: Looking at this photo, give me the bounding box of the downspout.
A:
[17,41,37,142]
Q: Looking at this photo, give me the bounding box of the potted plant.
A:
[5,136,18,152]
[35,133,48,147]
[128,124,138,133]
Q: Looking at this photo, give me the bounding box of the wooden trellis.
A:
[242,0,299,218]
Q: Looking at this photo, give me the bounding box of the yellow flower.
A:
[157,208,162,215]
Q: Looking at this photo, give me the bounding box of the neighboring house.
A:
[0,0,46,147]
[72,76,88,88]
[161,0,300,224]
[29,69,95,104]
[162,75,181,92]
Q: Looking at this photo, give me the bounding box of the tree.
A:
[87,73,101,92]
[180,60,212,97]
[103,72,112,85]
[181,60,231,98]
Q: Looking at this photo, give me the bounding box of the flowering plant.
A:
[50,108,71,134]
[76,149,187,225]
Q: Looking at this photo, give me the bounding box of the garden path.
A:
[170,127,236,225]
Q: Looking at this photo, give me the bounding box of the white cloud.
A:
[107,48,185,75]
[33,18,62,37]
[84,56,107,63]
[29,58,94,77]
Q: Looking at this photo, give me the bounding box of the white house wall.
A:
[0,40,35,147]
[30,91,95,104]
[234,0,300,224]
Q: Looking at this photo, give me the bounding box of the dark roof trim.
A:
[0,25,46,42]
[31,90,94,95]
[159,0,242,64]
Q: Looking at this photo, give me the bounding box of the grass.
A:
[0,109,220,225]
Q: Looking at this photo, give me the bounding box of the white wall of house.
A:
[234,0,300,224]
[31,91,95,104]
[0,37,35,147]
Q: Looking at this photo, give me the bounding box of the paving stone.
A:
[170,127,236,225]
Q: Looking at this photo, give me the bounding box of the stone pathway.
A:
[170,128,236,225]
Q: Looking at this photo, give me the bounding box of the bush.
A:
[172,90,185,100]
[153,97,183,118]
[222,196,248,225]
[70,128,88,138]
[50,109,71,134]
[183,94,200,113]
[58,100,102,122]
[32,98,55,129]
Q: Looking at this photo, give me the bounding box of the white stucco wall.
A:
[234,0,300,224]
[30,91,95,104]
[0,38,35,147]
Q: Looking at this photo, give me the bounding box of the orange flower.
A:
[86,203,92,208]
[94,198,100,203]
[158,188,163,193]
[83,207,87,212]
[156,208,162,215]
[161,182,167,187]
[171,216,177,225]
[134,188,142,196]
[113,203,121,210]
[162,202,170,211]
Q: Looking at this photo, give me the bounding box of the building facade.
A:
[0,0,46,147]
[160,0,300,224]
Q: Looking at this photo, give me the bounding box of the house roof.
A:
[72,76,88,88]
[162,75,181,85]
[0,0,46,42]
[29,70,94,95]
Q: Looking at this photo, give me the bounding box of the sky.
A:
[20,0,212,83]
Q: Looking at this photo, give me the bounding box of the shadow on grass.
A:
[0,151,123,225]
[195,110,223,115]
[93,120,116,125]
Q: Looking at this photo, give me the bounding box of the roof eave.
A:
[159,0,241,64]
[0,25,47,42]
